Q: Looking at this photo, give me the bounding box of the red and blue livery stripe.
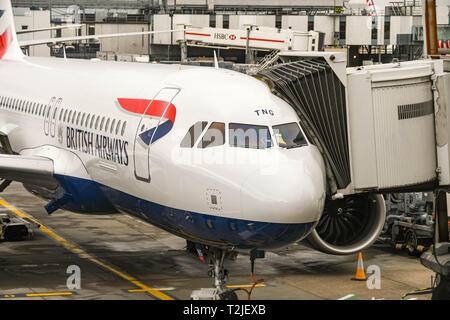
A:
[117,98,176,145]
[0,9,12,60]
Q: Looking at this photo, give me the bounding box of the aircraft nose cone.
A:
[240,146,326,224]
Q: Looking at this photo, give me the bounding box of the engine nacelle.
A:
[307,193,386,255]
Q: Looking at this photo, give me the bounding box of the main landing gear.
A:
[187,241,264,300]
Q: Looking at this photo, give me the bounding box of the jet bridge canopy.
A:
[258,52,450,196]
[258,58,350,191]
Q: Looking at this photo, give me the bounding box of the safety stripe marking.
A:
[127,287,175,292]
[0,292,74,299]
[185,32,211,37]
[0,198,174,301]
[225,284,266,288]
[240,37,285,43]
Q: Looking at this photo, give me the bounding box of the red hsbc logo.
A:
[229,34,236,40]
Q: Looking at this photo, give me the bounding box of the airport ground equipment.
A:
[420,191,450,299]
[0,213,34,241]
[257,52,449,256]
[381,193,435,256]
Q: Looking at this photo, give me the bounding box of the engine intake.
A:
[307,193,386,255]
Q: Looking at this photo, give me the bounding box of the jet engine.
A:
[307,193,386,255]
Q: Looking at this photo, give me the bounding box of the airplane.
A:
[0,0,384,299]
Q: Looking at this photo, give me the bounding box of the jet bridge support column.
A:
[180,41,188,63]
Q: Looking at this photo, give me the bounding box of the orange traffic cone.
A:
[352,252,366,281]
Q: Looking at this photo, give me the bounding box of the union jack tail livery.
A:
[0,0,23,60]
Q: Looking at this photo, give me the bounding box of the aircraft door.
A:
[50,98,62,138]
[133,88,180,182]
[44,97,56,136]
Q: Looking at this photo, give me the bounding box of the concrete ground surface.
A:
[0,182,435,300]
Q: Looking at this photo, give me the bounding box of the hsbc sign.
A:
[213,33,237,40]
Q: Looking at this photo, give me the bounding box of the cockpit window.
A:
[272,122,308,149]
[229,123,272,149]
[180,121,208,148]
[198,122,225,148]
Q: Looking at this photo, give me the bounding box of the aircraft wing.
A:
[16,24,83,35]
[0,154,58,189]
[19,29,188,47]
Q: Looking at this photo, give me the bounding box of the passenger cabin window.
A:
[180,121,208,148]
[229,123,272,149]
[110,119,116,134]
[121,121,127,136]
[90,115,95,129]
[105,118,110,132]
[198,122,225,148]
[272,122,308,149]
[116,120,121,135]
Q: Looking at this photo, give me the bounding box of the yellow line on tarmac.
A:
[0,199,174,301]
[128,287,175,292]
[226,284,266,288]
[26,292,73,297]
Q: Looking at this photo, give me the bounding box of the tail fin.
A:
[0,0,23,60]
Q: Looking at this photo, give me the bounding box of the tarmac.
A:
[0,182,435,300]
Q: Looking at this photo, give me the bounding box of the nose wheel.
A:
[189,245,239,300]
[208,247,232,290]
[188,243,264,300]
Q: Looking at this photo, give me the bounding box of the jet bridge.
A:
[258,52,450,195]
[257,52,450,255]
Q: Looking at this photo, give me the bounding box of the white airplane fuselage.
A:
[0,56,327,250]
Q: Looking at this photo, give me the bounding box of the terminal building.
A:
[11,0,450,66]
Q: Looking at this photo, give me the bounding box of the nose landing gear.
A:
[188,241,264,300]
